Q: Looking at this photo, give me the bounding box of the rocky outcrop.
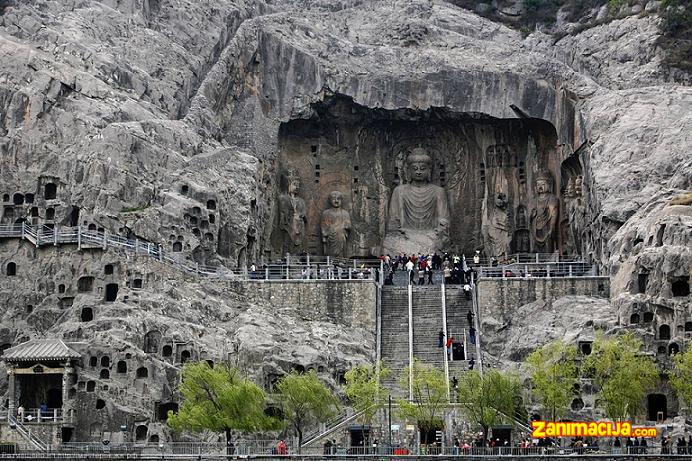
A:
[0,0,690,441]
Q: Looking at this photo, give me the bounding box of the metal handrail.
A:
[0,224,380,283]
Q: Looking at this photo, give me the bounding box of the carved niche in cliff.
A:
[275,96,568,258]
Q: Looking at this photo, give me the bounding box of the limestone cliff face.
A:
[0,0,689,440]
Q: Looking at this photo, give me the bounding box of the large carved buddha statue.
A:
[383,148,450,254]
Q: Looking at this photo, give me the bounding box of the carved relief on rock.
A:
[320,191,351,257]
[278,171,307,253]
[512,205,531,253]
[531,169,559,253]
[383,148,450,254]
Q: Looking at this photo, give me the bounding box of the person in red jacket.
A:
[277,439,288,455]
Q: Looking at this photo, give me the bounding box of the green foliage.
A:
[659,0,692,73]
[344,362,390,426]
[583,332,659,421]
[167,362,278,443]
[276,371,340,449]
[671,347,692,408]
[457,370,521,445]
[525,340,579,421]
[608,0,625,13]
[397,360,448,443]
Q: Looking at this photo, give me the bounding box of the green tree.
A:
[583,332,659,421]
[397,360,448,445]
[276,370,340,451]
[168,362,277,449]
[525,340,579,421]
[344,362,390,446]
[670,347,692,412]
[457,370,520,446]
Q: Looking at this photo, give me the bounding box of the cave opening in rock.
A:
[100,356,109,367]
[80,308,93,322]
[685,322,692,332]
[647,393,667,421]
[104,264,114,275]
[669,343,680,355]
[25,193,34,203]
[12,193,23,205]
[578,341,592,355]
[671,277,690,297]
[162,345,172,357]
[144,331,161,353]
[6,262,16,276]
[105,283,118,302]
[2,194,8,202]
[637,273,648,294]
[89,356,97,367]
[69,206,80,227]
[132,278,143,289]
[44,183,57,199]
[117,361,127,373]
[659,324,671,340]
[172,241,182,252]
[86,381,95,392]
[157,402,178,421]
[643,312,654,323]
[180,350,191,363]
[206,199,216,210]
[99,369,109,380]
[135,425,148,441]
[630,313,640,324]
[95,399,105,410]
[78,276,94,292]
[46,208,55,220]
[271,95,571,259]
[136,367,148,379]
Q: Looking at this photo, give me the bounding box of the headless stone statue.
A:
[321,191,351,257]
[384,148,450,254]
[278,174,307,252]
[530,170,559,253]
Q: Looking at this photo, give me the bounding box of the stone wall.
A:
[477,277,610,318]
[221,281,377,330]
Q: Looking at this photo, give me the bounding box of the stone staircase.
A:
[380,285,477,399]
[380,287,410,397]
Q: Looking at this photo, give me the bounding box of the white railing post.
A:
[546,264,551,278]
[135,239,138,254]
[408,283,414,401]
[53,409,57,422]
[53,225,58,246]
[326,256,330,267]
[265,267,269,280]
[502,266,506,279]
[77,226,81,250]
[536,253,539,263]
[525,265,528,279]
[441,283,450,402]
[103,230,108,250]
[21,221,25,239]
[158,244,163,261]
[569,265,573,277]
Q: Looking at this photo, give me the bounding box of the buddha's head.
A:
[535,170,553,195]
[407,148,433,183]
[328,191,343,208]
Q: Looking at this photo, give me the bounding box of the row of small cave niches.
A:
[174,184,218,251]
[635,273,690,297]
[629,313,690,355]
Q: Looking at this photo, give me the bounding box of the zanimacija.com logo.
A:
[532,421,657,438]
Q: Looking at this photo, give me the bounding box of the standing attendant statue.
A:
[321,191,351,257]
[530,170,559,253]
[278,173,307,252]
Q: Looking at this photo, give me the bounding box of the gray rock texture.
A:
[0,0,690,442]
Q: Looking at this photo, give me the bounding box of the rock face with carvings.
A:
[0,0,690,443]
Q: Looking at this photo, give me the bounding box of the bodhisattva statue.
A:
[383,148,450,254]
[321,191,351,257]
[278,173,307,252]
[530,170,559,253]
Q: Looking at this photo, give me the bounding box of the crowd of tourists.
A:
[381,251,480,287]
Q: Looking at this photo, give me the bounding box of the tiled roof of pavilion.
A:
[2,339,81,362]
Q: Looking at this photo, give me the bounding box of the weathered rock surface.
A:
[0,0,690,442]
